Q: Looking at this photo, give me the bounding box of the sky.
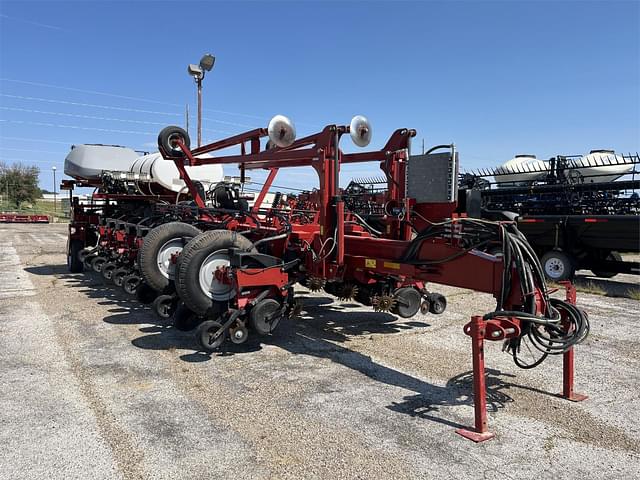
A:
[0,0,639,193]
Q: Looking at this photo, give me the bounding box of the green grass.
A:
[0,199,69,222]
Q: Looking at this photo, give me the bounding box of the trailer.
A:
[458,153,640,281]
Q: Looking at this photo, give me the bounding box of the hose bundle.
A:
[405,214,590,368]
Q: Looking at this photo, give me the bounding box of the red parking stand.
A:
[456,315,496,443]
[559,282,588,402]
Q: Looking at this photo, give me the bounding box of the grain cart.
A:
[154,115,589,441]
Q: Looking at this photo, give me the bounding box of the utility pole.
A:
[52,166,57,212]
[185,104,190,135]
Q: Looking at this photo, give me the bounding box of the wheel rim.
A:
[198,249,234,301]
[156,238,183,279]
[544,257,565,279]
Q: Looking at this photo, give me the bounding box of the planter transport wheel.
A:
[176,230,256,316]
[138,221,201,292]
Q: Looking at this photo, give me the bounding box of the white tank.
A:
[576,150,633,183]
[495,150,632,186]
[495,155,547,186]
[64,144,139,180]
[132,152,224,193]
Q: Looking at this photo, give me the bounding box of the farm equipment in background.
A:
[64,114,590,442]
[458,152,640,280]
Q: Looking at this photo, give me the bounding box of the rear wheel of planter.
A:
[176,230,256,316]
[138,222,201,292]
[68,239,84,273]
[123,274,141,295]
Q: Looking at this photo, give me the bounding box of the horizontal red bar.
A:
[520,218,544,223]
[584,218,607,223]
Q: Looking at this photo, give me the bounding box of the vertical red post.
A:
[559,282,588,402]
[456,315,496,442]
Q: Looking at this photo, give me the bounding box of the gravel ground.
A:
[1,223,639,480]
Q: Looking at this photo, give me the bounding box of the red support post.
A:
[559,282,588,402]
[456,315,496,442]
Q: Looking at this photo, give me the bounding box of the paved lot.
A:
[1,223,639,479]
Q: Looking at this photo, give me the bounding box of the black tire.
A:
[91,256,107,273]
[591,251,622,279]
[113,267,129,287]
[68,239,84,273]
[158,126,190,157]
[136,282,158,304]
[138,222,201,292]
[101,262,117,281]
[173,303,201,331]
[152,294,177,319]
[249,298,282,335]
[428,293,447,315]
[176,230,256,316]
[540,250,576,282]
[123,274,141,295]
[196,320,226,352]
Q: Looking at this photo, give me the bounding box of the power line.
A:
[0,119,156,136]
[0,93,182,116]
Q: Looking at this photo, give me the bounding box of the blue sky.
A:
[1,0,638,192]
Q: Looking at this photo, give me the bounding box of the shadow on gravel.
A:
[572,273,639,298]
[41,266,538,429]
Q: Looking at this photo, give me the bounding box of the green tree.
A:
[0,162,41,208]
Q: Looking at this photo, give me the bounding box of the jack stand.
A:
[456,315,496,443]
[558,282,588,402]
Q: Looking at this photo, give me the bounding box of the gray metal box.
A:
[406,152,459,203]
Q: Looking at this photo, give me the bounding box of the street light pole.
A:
[187,53,215,148]
[197,75,203,147]
[52,166,57,213]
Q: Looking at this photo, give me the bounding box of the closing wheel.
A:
[123,274,141,295]
[428,293,447,315]
[196,320,226,352]
[91,256,107,273]
[138,222,201,292]
[173,303,201,331]
[101,262,117,282]
[541,250,575,281]
[176,230,256,316]
[152,294,177,319]
[68,239,84,273]
[229,320,249,344]
[250,298,283,335]
[391,287,422,318]
[113,267,129,287]
[158,126,191,157]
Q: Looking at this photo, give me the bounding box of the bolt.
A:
[234,330,244,340]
